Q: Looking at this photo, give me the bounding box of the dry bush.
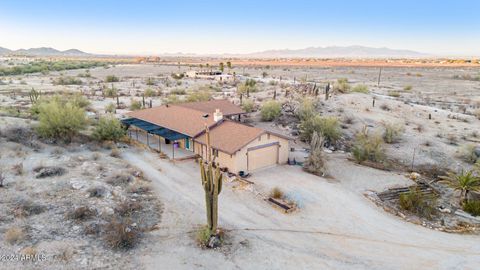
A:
[333,78,350,93]
[399,188,437,220]
[303,131,327,176]
[127,182,151,194]
[115,201,143,217]
[260,101,282,121]
[107,173,133,186]
[270,187,284,199]
[343,114,355,125]
[380,104,390,111]
[0,170,4,187]
[103,217,141,249]
[447,134,458,145]
[14,200,46,217]
[110,148,120,158]
[12,163,24,175]
[352,128,385,163]
[474,109,480,120]
[91,152,101,161]
[87,186,106,198]
[68,206,96,221]
[458,144,479,164]
[5,227,25,245]
[33,166,66,178]
[21,246,37,256]
[382,122,404,144]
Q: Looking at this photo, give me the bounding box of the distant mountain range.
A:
[0,45,430,58]
[230,46,429,58]
[0,47,90,56]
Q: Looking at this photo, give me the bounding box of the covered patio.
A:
[121,118,197,160]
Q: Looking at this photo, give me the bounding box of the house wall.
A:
[193,133,289,173]
[234,133,289,172]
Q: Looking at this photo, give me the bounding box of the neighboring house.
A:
[122,99,290,173]
[185,70,234,81]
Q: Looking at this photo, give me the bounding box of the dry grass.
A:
[87,186,106,198]
[68,206,96,221]
[12,163,24,175]
[126,182,151,194]
[107,173,133,186]
[110,148,120,158]
[5,227,25,245]
[14,199,46,217]
[270,187,284,199]
[115,201,143,217]
[103,217,141,249]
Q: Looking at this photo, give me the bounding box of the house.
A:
[185,70,234,82]
[122,99,290,173]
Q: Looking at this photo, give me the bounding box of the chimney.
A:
[213,108,223,122]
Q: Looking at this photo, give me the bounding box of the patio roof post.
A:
[172,142,175,160]
[158,136,161,152]
[136,129,138,140]
[146,131,149,147]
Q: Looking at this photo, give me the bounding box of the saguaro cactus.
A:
[199,125,223,241]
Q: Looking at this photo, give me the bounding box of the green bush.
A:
[241,99,254,113]
[238,79,257,94]
[260,101,281,121]
[0,60,105,76]
[382,122,404,144]
[333,78,350,93]
[186,91,211,102]
[463,200,480,216]
[299,115,341,144]
[170,88,186,95]
[105,75,119,82]
[36,98,87,141]
[104,86,117,98]
[130,100,142,111]
[70,93,91,109]
[53,76,83,85]
[296,99,316,121]
[352,128,385,163]
[93,115,126,142]
[105,103,116,113]
[399,188,437,220]
[404,85,413,91]
[351,84,369,94]
[144,88,157,97]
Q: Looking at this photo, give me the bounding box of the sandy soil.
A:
[120,147,480,270]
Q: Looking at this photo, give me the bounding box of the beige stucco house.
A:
[122,99,290,173]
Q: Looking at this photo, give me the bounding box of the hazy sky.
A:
[1,0,479,56]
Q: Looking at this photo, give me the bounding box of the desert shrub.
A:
[241,99,254,113]
[303,131,326,176]
[69,206,96,221]
[170,88,186,95]
[238,79,257,94]
[296,99,316,121]
[115,201,143,217]
[144,88,157,97]
[299,115,341,144]
[458,144,479,164]
[399,188,437,220]
[12,163,24,175]
[164,94,181,104]
[104,86,117,97]
[105,75,119,82]
[270,187,284,199]
[170,73,184,80]
[36,98,87,141]
[196,225,212,247]
[474,109,480,120]
[110,148,120,157]
[343,114,355,125]
[87,186,106,198]
[34,166,66,178]
[382,122,404,143]
[333,78,350,93]
[186,91,211,102]
[5,227,25,245]
[352,128,385,163]
[260,101,282,121]
[380,104,390,111]
[388,91,401,98]
[104,217,141,249]
[0,170,4,187]
[446,134,458,145]
[70,94,91,109]
[93,115,126,142]
[105,103,116,113]
[404,85,413,91]
[463,200,480,216]
[127,182,151,194]
[14,200,46,217]
[351,84,369,93]
[53,76,83,85]
[107,173,133,186]
[130,99,142,111]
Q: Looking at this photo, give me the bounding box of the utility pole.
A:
[377,67,382,87]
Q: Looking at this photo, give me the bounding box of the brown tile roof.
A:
[177,99,245,116]
[127,105,215,137]
[194,120,265,154]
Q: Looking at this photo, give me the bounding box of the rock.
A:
[35,166,66,179]
[71,181,84,190]
[207,235,222,248]
[474,146,480,158]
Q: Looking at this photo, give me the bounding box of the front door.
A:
[185,138,190,150]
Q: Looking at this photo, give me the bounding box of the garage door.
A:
[247,143,278,171]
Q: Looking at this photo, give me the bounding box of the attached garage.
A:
[247,142,279,171]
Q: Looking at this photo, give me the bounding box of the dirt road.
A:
[121,149,480,270]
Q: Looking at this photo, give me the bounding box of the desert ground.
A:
[1,57,480,269]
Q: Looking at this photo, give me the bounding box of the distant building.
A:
[185,70,234,82]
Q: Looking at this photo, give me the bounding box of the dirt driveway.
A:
[121,148,480,270]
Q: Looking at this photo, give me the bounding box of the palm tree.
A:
[440,170,480,204]
[219,62,224,73]
[226,61,232,74]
